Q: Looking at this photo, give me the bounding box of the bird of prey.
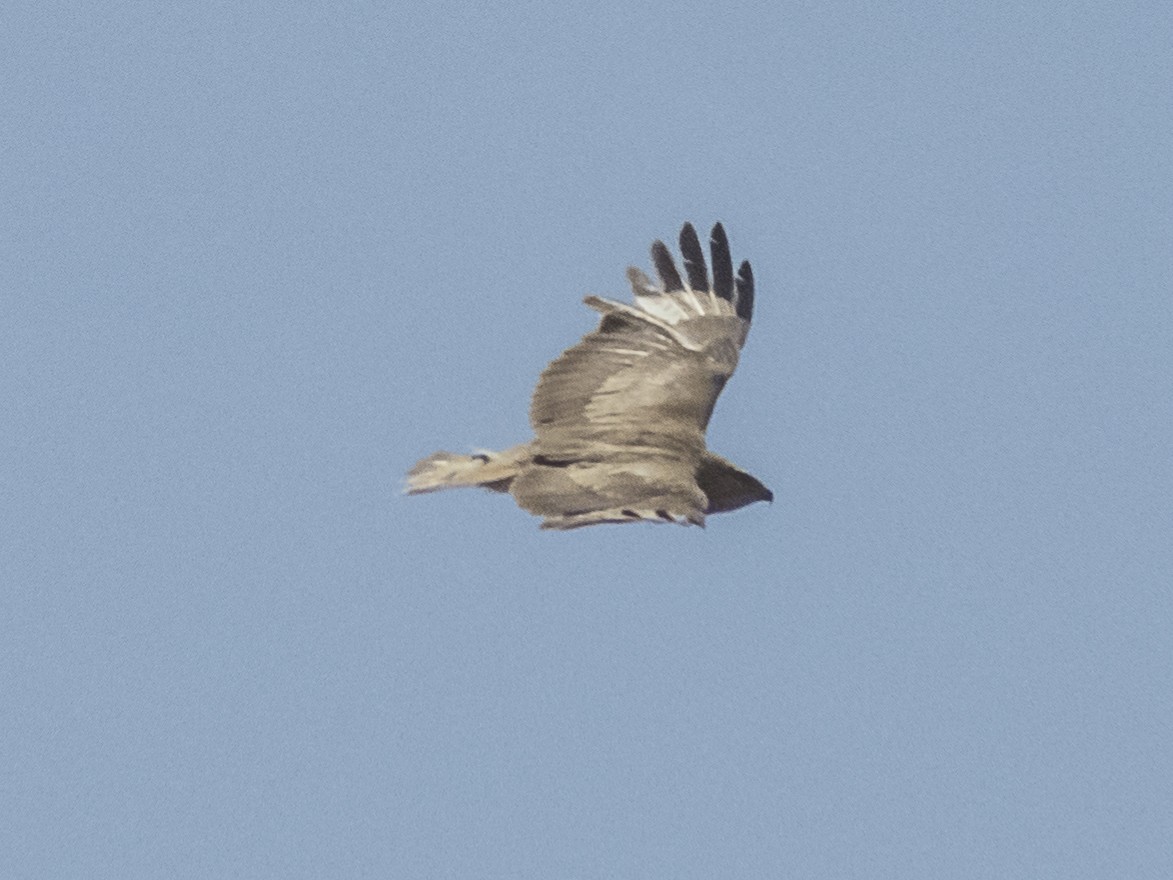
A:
[406,222,772,530]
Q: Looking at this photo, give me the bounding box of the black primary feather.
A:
[735,260,754,323]
[651,240,684,291]
[710,223,734,303]
[679,222,709,292]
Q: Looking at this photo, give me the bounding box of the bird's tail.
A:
[404,444,530,494]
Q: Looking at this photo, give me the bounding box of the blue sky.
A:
[4,2,1171,877]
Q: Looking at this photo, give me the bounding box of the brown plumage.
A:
[406,222,772,530]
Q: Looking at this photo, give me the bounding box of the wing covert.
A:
[528,222,756,472]
[529,321,723,460]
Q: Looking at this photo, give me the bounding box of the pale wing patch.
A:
[627,268,739,326]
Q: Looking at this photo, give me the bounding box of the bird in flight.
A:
[406,222,772,529]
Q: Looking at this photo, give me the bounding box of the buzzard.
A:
[406,222,772,529]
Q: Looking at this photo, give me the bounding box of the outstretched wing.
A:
[528,222,755,463]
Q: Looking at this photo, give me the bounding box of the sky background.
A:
[4,1,1172,877]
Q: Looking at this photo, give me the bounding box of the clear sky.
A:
[4,2,1171,877]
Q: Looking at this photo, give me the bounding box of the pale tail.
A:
[404,445,529,494]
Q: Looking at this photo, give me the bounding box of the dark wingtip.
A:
[651,239,684,292]
[679,222,709,292]
[710,223,734,303]
[735,259,754,323]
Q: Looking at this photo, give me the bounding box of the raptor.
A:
[406,222,772,529]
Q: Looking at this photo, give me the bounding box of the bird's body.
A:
[406,222,772,529]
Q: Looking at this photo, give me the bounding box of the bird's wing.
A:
[528,222,754,463]
[510,456,710,530]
